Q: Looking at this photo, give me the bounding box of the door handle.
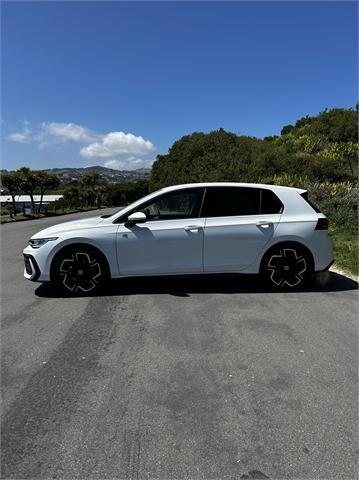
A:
[184,225,201,231]
[256,221,273,228]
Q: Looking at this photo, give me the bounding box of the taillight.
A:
[315,218,328,230]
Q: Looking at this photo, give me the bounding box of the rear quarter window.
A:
[300,192,321,213]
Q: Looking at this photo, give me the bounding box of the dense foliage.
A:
[150,107,358,190]
[105,181,149,207]
[269,175,358,233]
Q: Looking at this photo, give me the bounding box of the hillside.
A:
[150,106,358,190]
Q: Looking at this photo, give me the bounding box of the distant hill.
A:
[1,166,151,185]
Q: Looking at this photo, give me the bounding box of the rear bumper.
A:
[319,259,335,272]
[311,232,334,272]
[23,254,41,281]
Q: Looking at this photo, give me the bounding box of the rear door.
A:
[203,186,282,272]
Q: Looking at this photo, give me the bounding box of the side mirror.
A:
[126,211,147,227]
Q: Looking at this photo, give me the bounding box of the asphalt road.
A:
[1,209,358,480]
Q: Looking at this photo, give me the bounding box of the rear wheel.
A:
[52,246,109,294]
[261,245,312,290]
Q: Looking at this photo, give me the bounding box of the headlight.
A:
[29,237,58,249]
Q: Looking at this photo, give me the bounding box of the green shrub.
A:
[307,182,358,233]
[268,176,358,233]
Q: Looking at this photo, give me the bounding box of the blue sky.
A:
[2,1,357,171]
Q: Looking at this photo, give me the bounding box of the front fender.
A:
[44,236,118,280]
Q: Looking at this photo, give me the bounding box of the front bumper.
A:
[23,241,58,282]
[23,254,41,281]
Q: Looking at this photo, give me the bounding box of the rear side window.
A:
[261,189,283,214]
[300,192,321,213]
[202,187,260,217]
[202,187,283,217]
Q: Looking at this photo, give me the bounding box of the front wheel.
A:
[52,246,109,295]
[260,245,312,290]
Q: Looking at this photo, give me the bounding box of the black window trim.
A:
[198,187,207,217]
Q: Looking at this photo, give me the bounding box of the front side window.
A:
[122,188,204,222]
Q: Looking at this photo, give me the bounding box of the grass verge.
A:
[329,228,358,277]
[0,207,101,224]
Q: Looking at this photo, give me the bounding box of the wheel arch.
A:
[259,240,315,274]
[49,242,111,282]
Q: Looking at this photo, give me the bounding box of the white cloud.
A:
[104,157,154,171]
[6,121,156,168]
[7,121,31,143]
[8,132,29,143]
[80,131,155,158]
[7,120,96,146]
[37,122,97,146]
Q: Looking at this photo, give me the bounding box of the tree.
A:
[80,187,96,208]
[150,106,358,188]
[63,186,80,209]
[105,181,149,206]
[36,171,60,212]
[281,124,295,135]
[322,142,358,178]
[1,172,21,216]
[17,167,38,211]
[281,108,358,143]
[79,171,107,208]
[293,134,326,154]
[150,129,282,189]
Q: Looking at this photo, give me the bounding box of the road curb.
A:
[330,266,358,283]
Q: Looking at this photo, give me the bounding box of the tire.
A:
[52,245,109,295]
[260,244,312,290]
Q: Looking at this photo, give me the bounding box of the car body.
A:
[23,182,333,293]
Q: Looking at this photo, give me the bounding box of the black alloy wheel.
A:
[262,246,310,289]
[53,247,108,294]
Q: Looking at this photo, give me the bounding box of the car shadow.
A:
[35,271,357,298]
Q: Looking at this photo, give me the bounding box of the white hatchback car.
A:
[23,183,333,294]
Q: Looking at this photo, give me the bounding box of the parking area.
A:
[1,209,358,479]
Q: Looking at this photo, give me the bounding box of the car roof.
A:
[159,182,307,194]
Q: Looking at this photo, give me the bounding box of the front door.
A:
[116,187,205,276]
